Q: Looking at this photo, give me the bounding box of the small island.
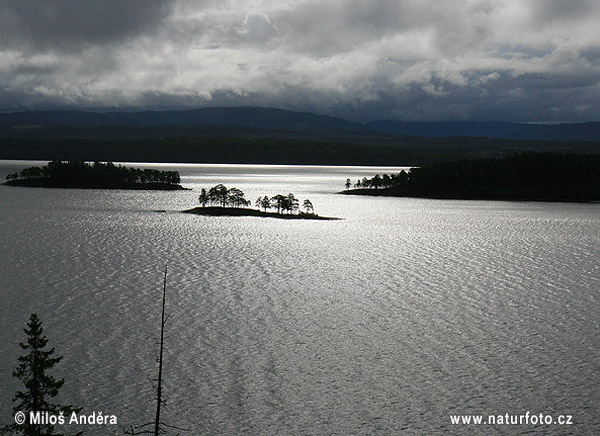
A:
[3,160,187,190]
[340,152,600,202]
[184,184,340,220]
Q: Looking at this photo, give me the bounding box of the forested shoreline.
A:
[3,160,185,190]
[3,135,600,167]
[342,152,600,202]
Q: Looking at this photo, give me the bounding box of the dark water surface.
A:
[1,161,599,435]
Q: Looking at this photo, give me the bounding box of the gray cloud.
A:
[531,0,598,23]
[0,0,174,50]
[1,0,600,122]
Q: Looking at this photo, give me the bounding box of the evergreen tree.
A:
[302,199,314,214]
[286,193,299,214]
[208,184,229,207]
[260,195,271,212]
[3,313,81,436]
[270,194,287,214]
[198,188,209,207]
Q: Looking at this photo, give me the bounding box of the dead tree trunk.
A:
[154,265,167,436]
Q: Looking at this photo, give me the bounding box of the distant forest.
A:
[2,136,600,167]
[343,152,600,202]
[4,160,183,189]
[1,107,600,166]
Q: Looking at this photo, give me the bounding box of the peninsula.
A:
[3,161,186,190]
[340,152,600,202]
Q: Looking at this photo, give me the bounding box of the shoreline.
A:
[3,179,188,190]
[183,206,341,220]
[339,188,599,204]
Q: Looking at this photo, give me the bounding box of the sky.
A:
[1,0,600,122]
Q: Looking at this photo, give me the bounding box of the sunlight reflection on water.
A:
[0,161,599,435]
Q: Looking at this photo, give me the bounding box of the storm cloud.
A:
[1,0,599,122]
[0,0,176,49]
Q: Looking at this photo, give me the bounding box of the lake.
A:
[0,160,599,435]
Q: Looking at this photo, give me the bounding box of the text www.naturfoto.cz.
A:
[450,412,573,426]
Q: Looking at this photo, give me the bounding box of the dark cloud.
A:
[531,0,598,23]
[1,0,599,122]
[0,0,174,50]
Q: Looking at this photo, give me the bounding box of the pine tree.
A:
[4,313,81,436]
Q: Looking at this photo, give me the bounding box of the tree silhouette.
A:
[302,199,314,214]
[228,188,248,208]
[2,313,81,436]
[202,185,249,208]
[200,187,316,216]
[343,153,600,201]
[255,196,271,212]
[6,161,181,187]
[371,174,382,189]
[208,184,229,207]
[124,267,189,436]
[286,193,299,214]
[270,194,287,214]
[198,188,209,207]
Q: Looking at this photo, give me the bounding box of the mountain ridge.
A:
[0,106,371,134]
[1,106,599,141]
[367,120,600,141]
[2,107,600,166]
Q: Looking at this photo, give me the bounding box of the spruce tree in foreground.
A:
[2,313,81,436]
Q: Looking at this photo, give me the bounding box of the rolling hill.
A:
[1,107,599,165]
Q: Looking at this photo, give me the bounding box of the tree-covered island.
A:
[184,184,340,220]
[341,152,600,202]
[3,160,187,190]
